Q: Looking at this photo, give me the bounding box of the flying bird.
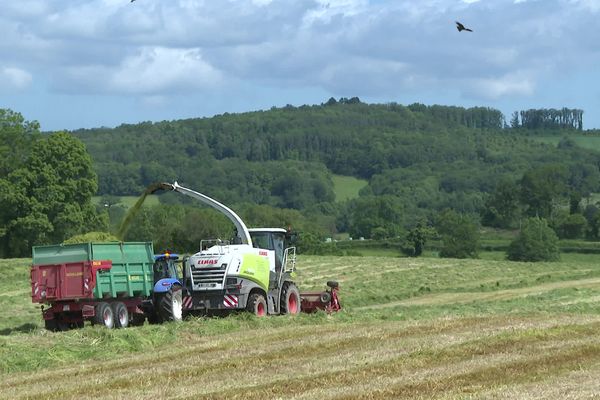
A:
[455,21,473,32]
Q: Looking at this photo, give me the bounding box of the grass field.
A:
[331,174,368,202]
[531,134,600,151]
[1,253,600,399]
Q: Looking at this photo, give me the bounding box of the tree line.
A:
[2,100,600,258]
[510,108,584,130]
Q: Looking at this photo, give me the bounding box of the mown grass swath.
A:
[1,254,599,399]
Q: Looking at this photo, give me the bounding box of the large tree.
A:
[436,209,479,259]
[519,164,568,219]
[482,178,521,229]
[0,109,39,177]
[507,217,560,262]
[0,128,106,257]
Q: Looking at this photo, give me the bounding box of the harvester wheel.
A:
[111,302,129,328]
[158,285,183,322]
[94,302,114,329]
[247,293,267,317]
[280,283,301,315]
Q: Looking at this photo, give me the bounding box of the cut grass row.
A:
[1,254,600,398]
[2,315,599,399]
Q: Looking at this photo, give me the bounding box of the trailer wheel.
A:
[247,293,267,317]
[111,302,129,328]
[44,319,58,332]
[56,320,70,331]
[94,302,114,329]
[158,285,183,322]
[280,283,301,315]
[130,313,146,327]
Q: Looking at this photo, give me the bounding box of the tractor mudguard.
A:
[153,278,181,293]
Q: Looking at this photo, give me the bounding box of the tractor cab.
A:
[153,253,180,283]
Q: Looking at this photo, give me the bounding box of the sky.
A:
[1,0,600,131]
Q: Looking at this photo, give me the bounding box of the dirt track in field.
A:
[2,315,600,400]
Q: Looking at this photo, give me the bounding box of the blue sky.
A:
[1,0,599,131]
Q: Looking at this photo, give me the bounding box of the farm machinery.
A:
[150,182,341,318]
[30,242,184,331]
[30,182,341,330]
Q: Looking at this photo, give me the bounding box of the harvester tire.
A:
[280,283,301,315]
[158,285,183,322]
[111,302,129,328]
[247,293,267,317]
[94,302,114,329]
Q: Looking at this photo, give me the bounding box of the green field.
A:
[1,254,600,399]
[331,174,368,202]
[531,134,600,151]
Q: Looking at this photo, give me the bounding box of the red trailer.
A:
[31,242,159,331]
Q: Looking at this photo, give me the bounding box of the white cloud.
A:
[465,73,535,100]
[0,67,33,91]
[569,0,600,12]
[62,47,223,95]
[3,0,600,128]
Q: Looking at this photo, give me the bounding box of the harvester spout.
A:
[165,182,253,246]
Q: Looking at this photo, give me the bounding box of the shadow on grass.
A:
[0,323,38,335]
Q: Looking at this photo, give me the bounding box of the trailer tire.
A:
[130,313,146,327]
[158,285,183,322]
[94,302,114,329]
[56,320,70,331]
[111,302,129,328]
[44,319,58,332]
[280,283,301,315]
[247,293,267,317]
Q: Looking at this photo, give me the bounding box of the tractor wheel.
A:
[280,283,301,315]
[94,302,114,329]
[158,285,183,322]
[111,302,129,328]
[246,293,267,317]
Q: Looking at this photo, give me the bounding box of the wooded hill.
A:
[71,101,600,219]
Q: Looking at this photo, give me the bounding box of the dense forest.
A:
[2,101,600,257]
